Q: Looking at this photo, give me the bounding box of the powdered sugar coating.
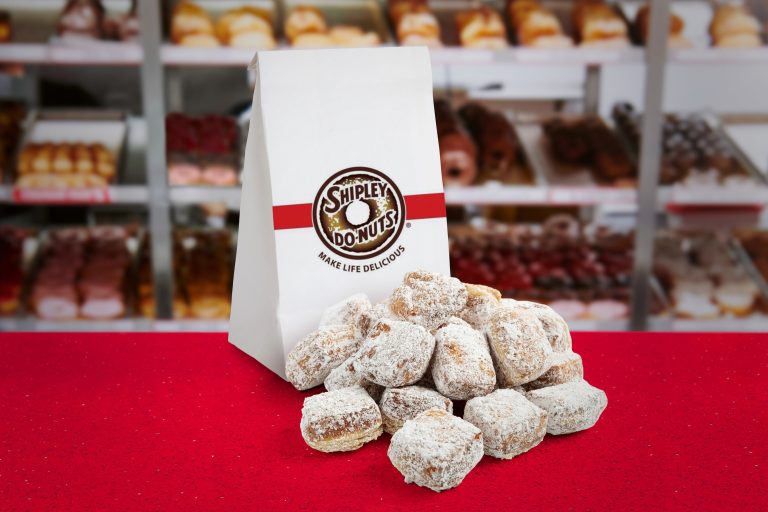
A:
[300,386,383,452]
[388,408,484,492]
[354,319,435,387]
[502,299,572,352]
[379,386,453,434]
[526,380,607,435]
[324,352,384,402]
[319,293,372,338]
[390,271,468,330]
[464,389,547,459]
[286,325,360,390]
[486,306,553,387]
[356,299,395,339]
[458,284,502,330]
[432,317,495,400]
[523,352,583,391]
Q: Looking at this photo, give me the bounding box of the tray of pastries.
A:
[282,0,388,48]
[653,230,763,320]
[435,99,536,187]
[516,113,636,188]
[170,0,277,49]
[27,226,137,321]
[393,0,509,48]
[137,228,234,320]
[14,110,126,189]
[448,214,667,321]
[612,103,764,189]
[166,113,240,186]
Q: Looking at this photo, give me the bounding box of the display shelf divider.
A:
[138,0,174,319]
[630,0,670,331]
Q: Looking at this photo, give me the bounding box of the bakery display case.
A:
[0,0,766,332]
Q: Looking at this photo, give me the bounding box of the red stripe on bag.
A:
[404,193,446,220]
[272,192,446,230]
[272,203,313,230]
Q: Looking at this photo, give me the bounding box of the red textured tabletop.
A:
[1,332,766,511]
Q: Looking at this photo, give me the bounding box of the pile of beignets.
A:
[287,270,608,492]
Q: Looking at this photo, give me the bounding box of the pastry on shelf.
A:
[30,227,131,321]
[389,0,442,48]
[457,102,527,183]
[215,6,276,49]
[572,0,629,48]
[455,7,508,49]
[171,1,219,47]
[166,113,239,187]
[0,10,11,43]
[284,5,328,43]
[612,103,752,186]
[635,4,691,49]
[449,216,643,321]
[175,229,233,320]
[285,6,381,48]
[200,162,238,186]
[15,142,117,189]
[655,231,759,319]
[57,0,105,40]
[434,99,477,187]
[508,0,573,48]
[543,116,635,185]
[709,4,762,48]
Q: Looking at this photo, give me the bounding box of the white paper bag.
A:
[229,47,449,379]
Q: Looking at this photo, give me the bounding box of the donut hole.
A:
[345,200,371,226]
[447,167,462,178]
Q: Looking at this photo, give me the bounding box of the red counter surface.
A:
[1,332,766,511]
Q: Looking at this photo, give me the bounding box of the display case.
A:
[0,0,766,332]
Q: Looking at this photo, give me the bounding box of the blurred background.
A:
[0,0,767,333]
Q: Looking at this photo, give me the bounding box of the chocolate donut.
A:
[434,100,477,186]
[458,103,520,181]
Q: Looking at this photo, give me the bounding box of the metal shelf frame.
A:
[2,0,763,329]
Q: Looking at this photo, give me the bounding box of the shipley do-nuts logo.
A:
[313,167,406,260]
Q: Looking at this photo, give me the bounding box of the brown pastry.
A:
[573,0,629,47]
[709,4,761,48]
[171,1,219,47]
[215,6,276,49]
[284,6,328,43]
[435,100,478,186]
[508,0,573,48]
[458,102,521,182]
[389,0,442,48]
[31,145,53,174]
[52,145,74,174]
[636,4,690,48]
[456,7,508,49]
[300,387,383,453]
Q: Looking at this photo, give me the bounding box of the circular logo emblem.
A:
[313,167,406,260]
